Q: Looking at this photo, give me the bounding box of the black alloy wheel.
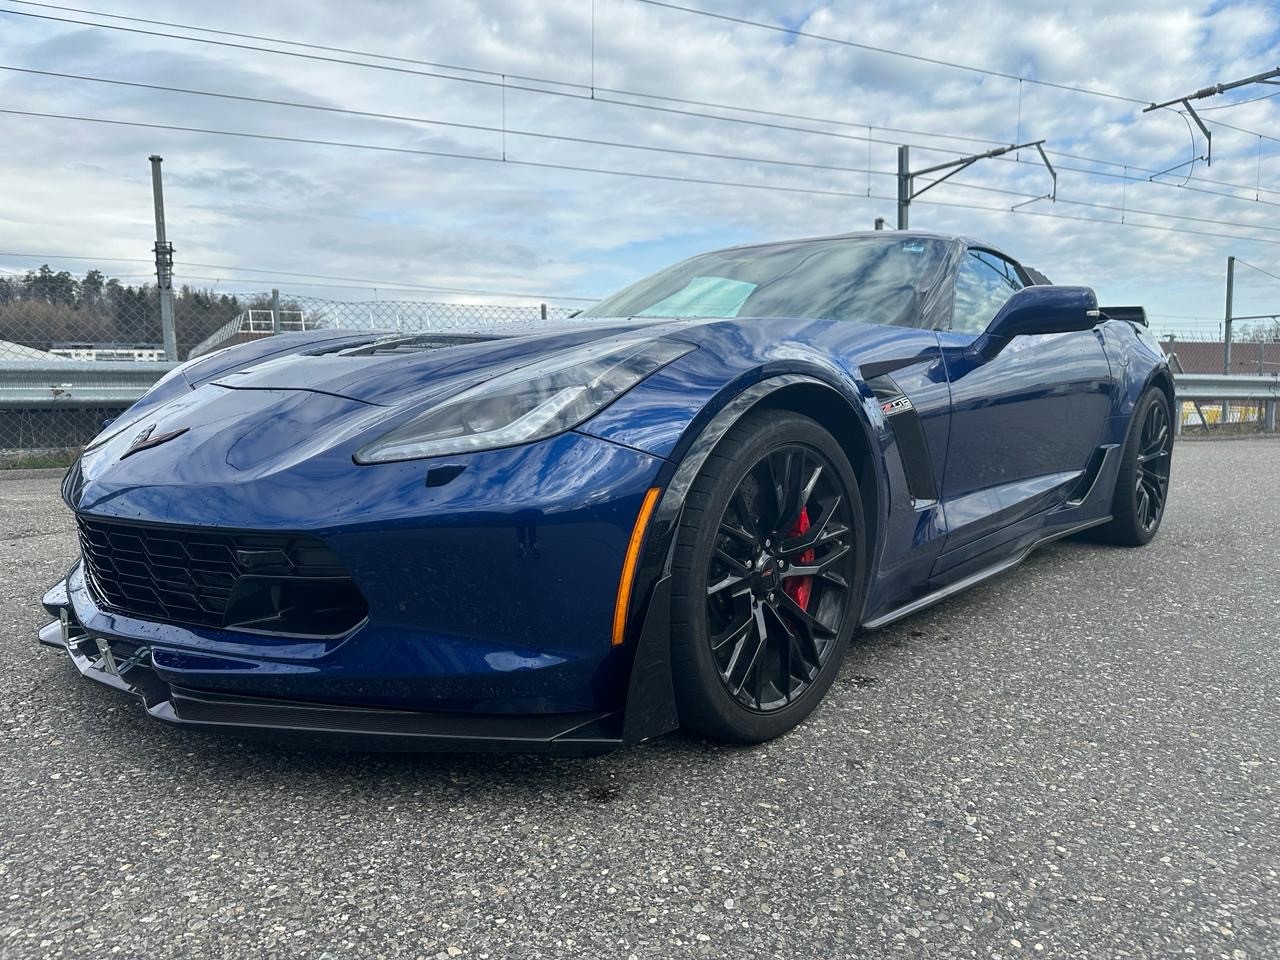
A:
[1134,396,1172,533]
[1098,386,1174,546]
[705,444,856,712]
[670,410,866,743]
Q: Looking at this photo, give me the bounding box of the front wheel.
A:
[1097,386,1173,546]
[669,411,866,744]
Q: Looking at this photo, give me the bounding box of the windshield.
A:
[581,236,952,326]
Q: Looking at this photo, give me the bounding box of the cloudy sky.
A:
[2,0,1279,337]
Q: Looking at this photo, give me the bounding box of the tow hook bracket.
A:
[94,637,120,676]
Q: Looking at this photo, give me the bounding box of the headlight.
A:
[355,336,695,464]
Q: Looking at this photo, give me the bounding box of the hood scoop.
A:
[324,333,507,357]
[209,320,667,406]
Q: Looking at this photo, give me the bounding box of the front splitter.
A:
[38,567,681,757]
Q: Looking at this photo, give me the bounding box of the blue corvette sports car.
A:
[39,231,1174,754]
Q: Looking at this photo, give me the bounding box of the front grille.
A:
[77,516,368,636]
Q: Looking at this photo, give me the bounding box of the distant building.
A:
[1160,338,1280,375]
[48,343,167,362]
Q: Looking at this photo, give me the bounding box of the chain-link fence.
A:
[1,270,581,466]
[188,296,575,358]
[6,268,1276,465]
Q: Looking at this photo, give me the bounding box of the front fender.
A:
[602,371,888,743]
[578,336,877,461]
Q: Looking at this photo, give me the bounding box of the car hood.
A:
[202,318,688,406]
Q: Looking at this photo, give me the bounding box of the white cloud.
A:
[0,0,1278,332]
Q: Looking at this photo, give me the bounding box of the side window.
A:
[951,250,1025,334]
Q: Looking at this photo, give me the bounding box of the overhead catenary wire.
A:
[5,3,1280,280]
[8,84,1280,240]
[0,65,916,178]
[1198,90,1280,111]
[9,61,1280,227]
[0,250,602,301]
[930,176,1280,232]
[0,251,153,265]
[631,0,1147,104]
[1181,110,1280,145]
[4,2,1271,334]
[0,0,1012,146]
[3,3,1278,207]
[636,0,1280,146]
[8,106,1280,252]
[0,106,895,199]
[1233,259,1280,285]
[0,7,1035,163]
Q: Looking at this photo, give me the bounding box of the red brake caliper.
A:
[782,506,815,610]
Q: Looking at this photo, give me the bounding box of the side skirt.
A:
[860,515,1110,631]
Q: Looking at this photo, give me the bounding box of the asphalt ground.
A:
[1,439,1276,959]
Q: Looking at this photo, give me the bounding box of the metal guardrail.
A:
[1173,372,1279,433]
[1174,372,1280,401]
[0,360,178,408]
[3,363,1279,448]
[3,364,1279,407]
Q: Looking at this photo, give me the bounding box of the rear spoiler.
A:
[1100,305,1148,327]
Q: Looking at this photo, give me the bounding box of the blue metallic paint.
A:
[38,232,1170,751]
[936,327,1114,549]
[66,405,666,713]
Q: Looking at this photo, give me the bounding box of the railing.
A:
[1172,372,1279,433]
[240,309,309,333]
[6,358,1279,465]
[0,360,178,408]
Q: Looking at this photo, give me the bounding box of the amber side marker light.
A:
[612,486,662,646]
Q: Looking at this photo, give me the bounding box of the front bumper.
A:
[40,567,679,756]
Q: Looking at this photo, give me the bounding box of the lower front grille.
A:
[77,516,368,637]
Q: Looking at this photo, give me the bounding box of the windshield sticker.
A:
[636,276,756,318]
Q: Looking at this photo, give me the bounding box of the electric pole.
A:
[896,140,1056,230]
[897,146,911,230]
[1224,255,1235,374]
[149,155,178,361]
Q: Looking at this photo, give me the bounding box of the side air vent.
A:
[866,374,939,502]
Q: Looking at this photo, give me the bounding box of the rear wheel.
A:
[670,411,865,743]
[1097,386,1173,546]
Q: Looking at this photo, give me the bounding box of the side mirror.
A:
[970,285,1099,360]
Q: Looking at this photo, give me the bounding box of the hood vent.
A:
[329,334,507,357]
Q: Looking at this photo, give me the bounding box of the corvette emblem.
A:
[120,424,189,460]
[880,396,913,416]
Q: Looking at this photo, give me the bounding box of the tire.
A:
[1096,386,1173,546]
[669,410,866,743]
